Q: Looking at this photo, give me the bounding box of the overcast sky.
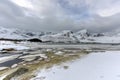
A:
[0,0,120,33]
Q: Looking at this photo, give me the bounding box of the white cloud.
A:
[86,0,120,17]
[11,0,33,9]
[0,0,120,33]
[97,7,120,17]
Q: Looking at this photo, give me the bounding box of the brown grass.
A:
[1,50,89,80]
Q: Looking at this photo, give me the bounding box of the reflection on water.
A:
[0,58,23,67]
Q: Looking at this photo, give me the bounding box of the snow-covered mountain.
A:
[0,26,43,39]
[41,30,79,43]
[75,29,90,39]
[1,26,120,44]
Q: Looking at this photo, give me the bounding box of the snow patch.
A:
[33,51,120,80]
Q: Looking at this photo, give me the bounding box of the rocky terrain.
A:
[0,39,120,80]
[0,42,89,80]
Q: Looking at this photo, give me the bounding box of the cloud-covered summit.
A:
[0,0,120,33]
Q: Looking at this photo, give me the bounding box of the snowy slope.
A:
[41,30,79,43]
[0,26,43,39]
[32,51,120,80]
[75,29,90,39]
[40,29,110,43]
[1,26,120,44]
[41,29,116,43]
[74,29,120,44]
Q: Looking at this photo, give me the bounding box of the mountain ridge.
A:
[1,26,120,43]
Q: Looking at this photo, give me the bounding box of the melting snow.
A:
[33,51,120,80]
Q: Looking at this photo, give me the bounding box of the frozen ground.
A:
[0,41,29,50]
[25,42,120,50]
[79,36,120,44]
[0,41,29,70]
[1,41,120,80]
[33,51,120,80]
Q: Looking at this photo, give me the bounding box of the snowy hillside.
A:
[1,26,120,44]
[0,27,43,39]
[41,30,79,43]
[41,29,119,44]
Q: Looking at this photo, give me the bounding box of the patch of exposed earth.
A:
[0,48,89,80]
[1,42,120,80]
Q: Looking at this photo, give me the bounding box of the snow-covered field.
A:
[33,51,120,80]
[1,40,120,80]
[80,36,120,44]
[25,42,120,50]
[0,41,29,50]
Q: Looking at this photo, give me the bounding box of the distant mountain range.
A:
[0,26,120,44]
[0,27,44,39]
